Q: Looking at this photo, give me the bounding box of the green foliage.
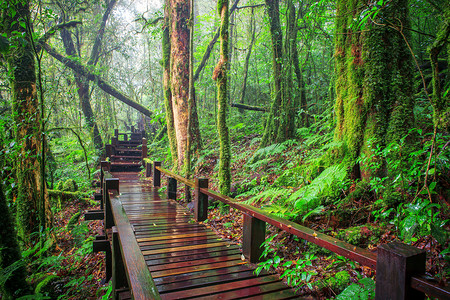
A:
[66,211,81,232]
[335,224,383,248]
[336,277,375,300]
[61,179,78,192]
[280,253,318,290]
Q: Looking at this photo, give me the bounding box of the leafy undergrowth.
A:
[168,124,449,299]
[24,192,110,299]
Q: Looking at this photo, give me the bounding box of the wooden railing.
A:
[147,160,450,300]
[86,161,160,300]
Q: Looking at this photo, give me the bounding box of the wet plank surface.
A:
[112,172,300,299]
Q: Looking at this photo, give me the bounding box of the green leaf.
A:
[431,223,448,246]
[0,35,9,53]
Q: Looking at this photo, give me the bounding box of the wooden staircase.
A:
[105,128,147,172]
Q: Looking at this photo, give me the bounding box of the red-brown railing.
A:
[147,161,450,300]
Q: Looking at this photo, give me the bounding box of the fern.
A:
[289,164,348,215]
[243,188,290,205]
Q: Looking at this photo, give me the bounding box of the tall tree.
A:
[260,0,298,147]
[214,0,231,195]
[58,0,117,152]
[164,0,202,173]
[429,1,450,130]
[0,183,30,299]
[1,0,51,245]
[334,0,415,179]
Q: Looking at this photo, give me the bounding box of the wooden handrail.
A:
[152,161,449,299]
[201,187,377,269]
[155,166,195,188]
[108,191,161,299]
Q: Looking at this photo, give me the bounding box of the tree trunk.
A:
[260,0,284,147]
[238,7,256,108]
[163,0,178,169]
[334,0,415,179]
[41,43,154,118]
[2,0,51,246]
[214,0,231,195]
[0,184,30,299]
[170,0,191,172]
[430,3,450,130]
[60,29,103,151]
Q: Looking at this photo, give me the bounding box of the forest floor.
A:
[53,133,448,299]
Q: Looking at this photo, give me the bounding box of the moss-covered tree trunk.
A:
[163,0,178,169]
[260,0,283,147]
[170,0,191,172]
[261,0,297,147]
[0,184,30,299]
[214,0,231,195]
[2,0,51,245]
[334,0,415,179]
[430,2,450,130]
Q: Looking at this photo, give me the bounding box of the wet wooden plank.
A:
[159,276,284,299]
[140,237,225,251]
[137,231,215,242]
[144,245,240,261]
[146,248,242,267]
[148,254,242,272]
[151,260,247,278]
[156,270,258,293]
[139,235,219,247]
[152,264,251,286]
[200,287,300,300]
[142,241,231,256]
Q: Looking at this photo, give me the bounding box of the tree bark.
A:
[42,43,153,118]
[163,0,178,169]
[2,0,51,246]
[170,0,191,171]
[238,7,256,108]
[193,0,240,82]
[0,184,30,299]
[334,0,415,179]
[231,102,266,112]
[214,0,231,195]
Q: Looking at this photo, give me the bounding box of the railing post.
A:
[124,134,128,142]
[114,129,119,138]
[153,161,162,187]
[146,161,152,177]
[375,241,426,300]
[142,138,147,165]
[194,178,209,222]
[112,227,127,299]
[168,177,177,200]
[105,144,113,158]
[112,137,118,146]
[131,125,135,133]
[243,214,266,263]
[105,178,119,229]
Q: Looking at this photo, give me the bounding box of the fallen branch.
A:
[231,103,267,112]
[41,43,153,118]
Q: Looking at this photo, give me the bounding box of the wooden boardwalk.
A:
[112,172,299,299]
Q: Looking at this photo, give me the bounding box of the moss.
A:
[62,179,78,192]
[335,224,383,247]
[334,0,415,180]
[316,270,351,294]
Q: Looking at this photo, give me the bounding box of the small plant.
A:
[280,253,318,289]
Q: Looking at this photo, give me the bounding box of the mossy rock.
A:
[62,179,78,192]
